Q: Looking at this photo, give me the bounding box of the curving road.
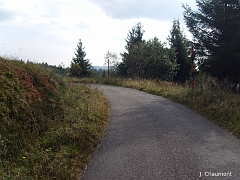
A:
[80,85,240,180]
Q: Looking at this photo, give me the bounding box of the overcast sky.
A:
[0,0,196,67]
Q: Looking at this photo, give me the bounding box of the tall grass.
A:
[68,76,240,139]
[177,74,240,138]
[0,57,109,179]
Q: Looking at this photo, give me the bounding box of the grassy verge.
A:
[67,76,240,139]
[0,57,109,179]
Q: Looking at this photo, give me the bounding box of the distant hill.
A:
[92,66,108,70]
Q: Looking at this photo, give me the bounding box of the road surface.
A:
[80,85,240,180]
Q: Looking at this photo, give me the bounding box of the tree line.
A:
[69,0,240,84]
[116,21,190,82]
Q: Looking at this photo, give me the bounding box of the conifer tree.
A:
[167,19,191,82]
[183,0,240,82]
[118,22,145,77]
[125,22,145,50]
[70,39,91,77]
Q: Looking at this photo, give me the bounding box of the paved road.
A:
[80,85,240,180]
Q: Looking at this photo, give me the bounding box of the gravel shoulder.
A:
[80,85,240,180]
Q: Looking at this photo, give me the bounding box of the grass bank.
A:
[0,57,109,179]
[68,76,240,139]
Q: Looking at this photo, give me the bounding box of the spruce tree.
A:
[183,0,240,82]
[167,19,191,82]
[71,39,91,77]
[125,22,145,50]
[117,22,145,77]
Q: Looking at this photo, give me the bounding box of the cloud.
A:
[0,7,15,21]
[38,0,62,19]
[0,0,196,67]
[76,21,91,29]
[88,0,186,21]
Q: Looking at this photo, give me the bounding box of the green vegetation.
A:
[68,76,240,139]
[183,0,240,83]
[103,51,119,78]
[73,0,239,139]
[117,23,178,80]
[70,39,92,78]
[1,1,239,179]
[167,19,191,82]
[0,57,109,179]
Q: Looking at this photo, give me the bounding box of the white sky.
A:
[0,0,196,67]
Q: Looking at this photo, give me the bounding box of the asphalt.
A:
[80,85,240,180]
